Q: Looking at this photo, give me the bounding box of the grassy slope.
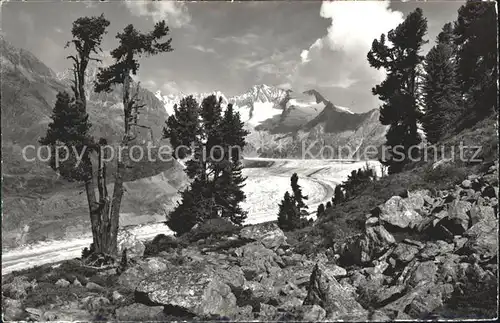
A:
[289,115,498,254]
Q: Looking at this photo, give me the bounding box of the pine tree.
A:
[277,191,300,231]
[290,173,308,210]
[163,95,200,159]
[367,8,428,173]
[40,92,93,182]
[216,160,248,225]
[40,15,115,257]
[326,201,332,209]
[454,0,497,128]
[163,95,249,234]
[93,20,173,254]
[422,23,461,144]
[317,203,325,217]
[333,185,344,205]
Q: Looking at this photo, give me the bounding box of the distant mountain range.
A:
[155,84,388,159]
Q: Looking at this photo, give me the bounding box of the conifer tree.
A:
[422,23,461,144]
[164,96,249,234]
[326,201,332,209]
[333,185,344,205]
[367,8,428,173]
[316,203,325,217]
[163,95,200,159]
[291,173,308,210]
[40,15,115,256]
[93,20,173,253]
[453,0,497,127]
[277,191,300,231]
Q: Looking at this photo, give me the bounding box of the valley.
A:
[2,157,380,274]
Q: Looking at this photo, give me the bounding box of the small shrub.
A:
[184,217,239,242]
[144,233,180,256]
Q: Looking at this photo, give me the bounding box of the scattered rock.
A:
[234,242,283,274]
[301,304,326,321]
[112,291,125,303]
[392,242,420,263]
[373,196,424,230]
[85,282,105,292]
[81,295,110,312]
[117,230,146,260]
[115,303,165,321]
[73,278,82,287]
[2,276,37,300]
[461,179,472,188]
[303,264,367,317]
[2,298,24,321]
[136,264,238,319]
[55,278,71,288]
[239,223,287,249]
[259,303,278,320]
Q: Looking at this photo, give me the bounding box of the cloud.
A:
[190,45,216,54]
[290,1,403,92]
[124,0,191,27]
[214,33,259,45]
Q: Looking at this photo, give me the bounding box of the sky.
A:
[1,0,466,113]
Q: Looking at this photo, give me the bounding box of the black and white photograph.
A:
[0,0,498,321]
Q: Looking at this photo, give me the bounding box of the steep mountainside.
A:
[1,38,188,248]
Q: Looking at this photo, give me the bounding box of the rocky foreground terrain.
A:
[2,162,498,321]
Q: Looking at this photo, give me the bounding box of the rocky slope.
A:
[2,163,497,321]
[0,37,188,249]
[155,85,388,159]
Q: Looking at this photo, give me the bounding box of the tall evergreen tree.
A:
[163,95,200,159]
[316,203,325,217]
[333,185,344,205]
[422,23,461,144]
[277,173,309,231]
[40,15,114,257]
[94,20,173,253]
[291,173,308,210]
[164,96,249,234]
[367,8,428,173]
[454,0,497,127]
[277,191,300,231]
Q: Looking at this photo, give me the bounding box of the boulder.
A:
[136,264,238,319]
[469,204,496,227]
[407,261,438,288]
[2,298,24,321]
[440,200,472,235]
[259,303,278,320]
[1,276,37,300]
[117,230,146,259]
[373,196,424,230]
[55,278,71,288]
[392,242,420,263]
[239,223,287,249]
[419,240,454,260]
[382,281,453,319]
[461,179,472,188]
[117,266,149,291]
[85,282,105,292]
[340,225,395,265]
[301,304,326,321]
[115,303,165,321]
[407,190,429,212]
[234,242,284,274]
[303,264,367,317]
[463,205,498,259]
